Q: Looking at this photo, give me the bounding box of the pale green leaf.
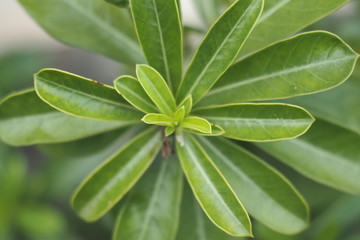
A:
[130,0,182,90]
[176,0,264,104]
[176,133,252,237]
[0,90,128,146]
[136,65,177,116]
[180,117,212,134]
[174,107,185,123]
[114,75,158,114]
[35,69,143,122]
[142,113,174,127]
[105,0,128,7]
[113,155,183,240]
[194,104,314,141]
[165,126,176,136]
[194,0,223,27]
[18,0,144,64]
[197,136,309,234]
[71,127,161,221]
[178,95,192,116]
[199,31,359,106]
[241,0,353,55]
[256,119,360,194]
[185,124,225,136]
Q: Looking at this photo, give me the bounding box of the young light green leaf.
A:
[194,104,315,141]
[19,0,144,64]
[199,31,359,106]
[174,107,185,123]
[113,155,183,240]
[105,0,128,7]
[72,127,161,221]
[178,95,192,116]
[35,69,143,122]
[130,0,182,90]
[180,117,212,134]
[241,0,352,55]
[176,133,252,237]
[256,119,360,194]
[176,0,264,104]
[197,136,309,234]
[142,113,174,127]
[136,65,177,116]
[0,90,128,146]
[185,124,225,136]
[114,76,158,114]
[165,126,176,136]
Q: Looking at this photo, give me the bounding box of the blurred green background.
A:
[0,1,359,239]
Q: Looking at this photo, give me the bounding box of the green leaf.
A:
[35,69,143,122]
[241,0,353,55]
[176,0,264,104]
[114,75,158,114]
[0,90,128,146]
[176,184,243,240]
[199,31,359,106]
[185,124,225,137]
[113,155,183,240]
[142,113,174,127]
[165,126,176,136]
[72,127,161,221]
[178,95,192,116]
[194,0,223,27]
[130,0,182,90]
[197,136,309,234]
[136,65,177,116]
[105,0,128,7]
[18,0,144,64]
[180,117,212,134]
[256,119,360,194]
[194,104,314,141]
[176,133,252,237]
[174,107,185,123]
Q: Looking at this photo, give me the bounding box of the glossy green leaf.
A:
[0,90,128,146]
[113,155,183,240]
[176,184,243,240]
[197,136,309,234]
[199,32,359,106]
[194,104,314,141]
[114,76,158,114]
[186,124,225,137]
[178,95,192,116]
[105,0,128,7]
[71,127,161,221]
[180,117,212,134]
[287,74,360,135]
[176,133,252,237]
[18,0,144,64]
[136,65,177,116]
[176,0,264,104]
[241,0,352,55]
[35,69,143,122]
[142,113,174,127]
[256,119,360,194]
[130,0,182,90]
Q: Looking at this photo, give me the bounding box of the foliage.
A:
[0,0,359,239]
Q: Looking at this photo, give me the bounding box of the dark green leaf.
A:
[176,0,264,104]
[194,104,314,141]
[35,69,143,122]
[105,0,128,7]
[176,133,252,237]
[113,155,183,240]
[199,32,359,106]
[0,90,128,146]
[72,127,161,221]
[197,136,309,234]
[130,0,182,90]
[18,0,144,64]
[114,75,158,114]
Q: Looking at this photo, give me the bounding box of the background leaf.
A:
[35,69,143,122]
[113,155,183,240]
[199,31,359,106]
[0,90,128,146]
[194,104,314,141]
[72,127,161,221]
[176,0,264,104]
[130,0,182,90]
[18,0,144,64]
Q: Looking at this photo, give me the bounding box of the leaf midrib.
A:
[119,83,157,112]
[207,56,355,96]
